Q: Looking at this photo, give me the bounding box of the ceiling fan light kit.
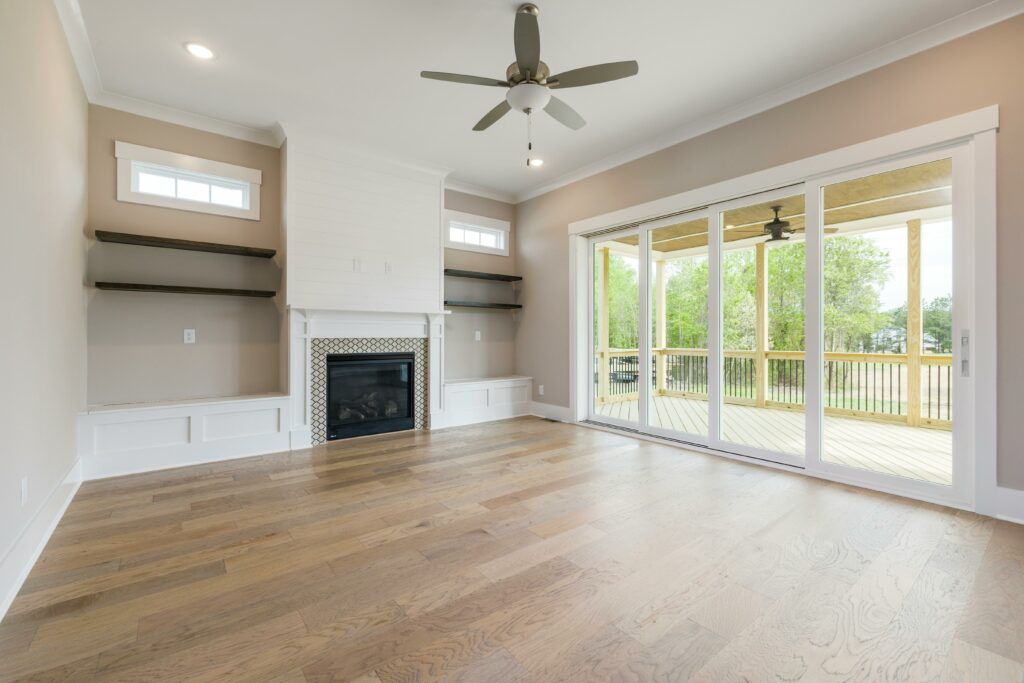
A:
[506,82,551,113]
[420,3,639,165]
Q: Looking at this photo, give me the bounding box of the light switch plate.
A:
[475,330,482,341]
[184,329,196,344]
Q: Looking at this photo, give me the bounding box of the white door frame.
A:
[568,106,1002,515]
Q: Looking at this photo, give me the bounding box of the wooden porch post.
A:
[755,242,768,407]
[655,258,667,394]
[907,219,922,426]
[597,246,610,404]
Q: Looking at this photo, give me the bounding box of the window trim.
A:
[445,210,511,256]
[115,141,262,221]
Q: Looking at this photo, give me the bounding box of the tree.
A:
[822,236,891,352]
[663,256,708,348]
[593,252,640,349]
[598,234,894,355]
[923,295,952,353]
[767,242,806,351]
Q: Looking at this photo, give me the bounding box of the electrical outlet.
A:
[474,330,482,341]
[539,385,545,396]
[183,329,196,344]
[21,477,28,507]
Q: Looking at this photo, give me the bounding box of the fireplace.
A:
[326,353,415,440]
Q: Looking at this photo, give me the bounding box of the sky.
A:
[861,220,953,309]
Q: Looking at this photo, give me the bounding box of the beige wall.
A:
[514,15,1024,488]
[444,190,518,379]
[87,106,283,404]
[0,1,88,560]
[88,105,281,248]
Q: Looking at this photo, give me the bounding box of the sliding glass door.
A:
[586,144,971,504]
[590,232,641,428]
[807,149,969,501]
[647,213,710,442]
[712,190,806,465]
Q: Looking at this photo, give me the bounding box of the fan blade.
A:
[544,95,585,130]
[548,60,638,89]
[791,226,840,233]
[420,71,508,87]
[473,100,512,131]
[514,7,540,77]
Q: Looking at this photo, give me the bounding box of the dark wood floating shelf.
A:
[443,268,522,282]
[95,230,276,259]
[444,300,522,310]
[95,282,276,298]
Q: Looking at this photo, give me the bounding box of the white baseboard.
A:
[529,401,573,422]
[290,428,313,450]
[0,459,81,623]
[78,394,291,480]
[994,485,1024,525]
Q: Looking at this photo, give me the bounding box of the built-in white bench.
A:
[439,376,533,429]
[77,393,290,479]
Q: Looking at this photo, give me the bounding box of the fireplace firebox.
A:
[326,353,415,440]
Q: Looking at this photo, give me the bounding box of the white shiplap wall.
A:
[283,129,448,313]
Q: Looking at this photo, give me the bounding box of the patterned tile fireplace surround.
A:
[287,310,445,449]
[310,337,428,445]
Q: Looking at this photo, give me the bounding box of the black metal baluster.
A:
[946,365,951,421]
[930,364,935,419]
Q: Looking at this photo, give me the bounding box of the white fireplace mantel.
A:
[287,307,446,448]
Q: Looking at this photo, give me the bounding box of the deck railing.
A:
[595,348,952,429]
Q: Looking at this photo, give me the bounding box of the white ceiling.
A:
[74,0,1005,200]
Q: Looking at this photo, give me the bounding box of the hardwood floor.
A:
[1,417,1021,682]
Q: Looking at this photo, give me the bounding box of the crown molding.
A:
[52,0,101,98]
[92,91,280,146]
[444,180,516,205]
[52,0,281,148]
[514,0,1024,203]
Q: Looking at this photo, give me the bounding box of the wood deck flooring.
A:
[598,395,953,484]
[1,417,1020,682]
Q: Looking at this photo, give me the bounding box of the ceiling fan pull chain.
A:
[526,110,533,166]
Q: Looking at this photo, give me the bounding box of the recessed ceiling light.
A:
[184,43,215,60]
[528,158,544,167]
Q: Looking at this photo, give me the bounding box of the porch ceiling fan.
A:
[420,4,639,133]
[728,206,838,243]
[762,205,794,242]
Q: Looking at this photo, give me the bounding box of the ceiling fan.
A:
[420,3,639,136]
[762,205,794,242]
[728,206,839,243]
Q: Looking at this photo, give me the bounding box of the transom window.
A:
[445,210,510,256]
[115,141,262,220]
[131,161,250,210]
